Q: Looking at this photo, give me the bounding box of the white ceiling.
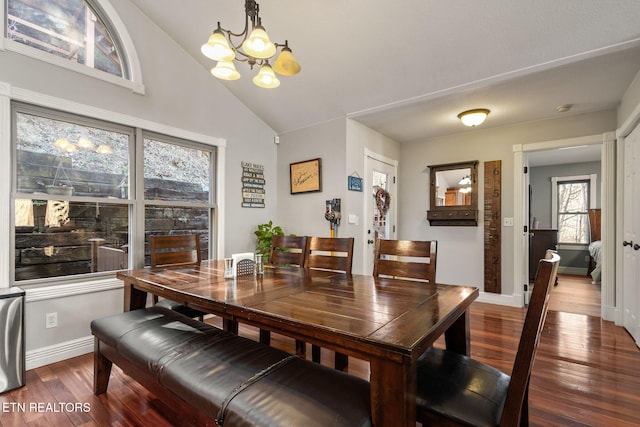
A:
[129,0,640,149]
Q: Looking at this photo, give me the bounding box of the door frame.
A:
[362,148,398,274]
[513,132,616,320]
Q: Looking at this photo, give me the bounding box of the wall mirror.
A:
[427,160,478,226]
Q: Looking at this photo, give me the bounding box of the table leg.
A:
[369,356,415,426]
[444,308,470,355]
[123,280,147,312]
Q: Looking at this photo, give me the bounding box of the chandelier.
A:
[201,0,301,89]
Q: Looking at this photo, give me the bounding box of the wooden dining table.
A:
[117,260,479,427]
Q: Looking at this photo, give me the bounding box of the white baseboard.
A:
[558,266,588,276]
[602,304,616,322]
[477,291,523,307]
[26,336,93,370]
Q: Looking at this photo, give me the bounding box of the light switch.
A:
[348,214,359,225]
[503,217,514,227]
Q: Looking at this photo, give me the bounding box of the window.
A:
[7,0,126,78]
[552,175,597,244]
[12,102,217,283]
[142,134,215,264]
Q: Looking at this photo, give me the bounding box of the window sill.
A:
[557,243,589,251]
[2,39,145,95]
[21,276,123,303]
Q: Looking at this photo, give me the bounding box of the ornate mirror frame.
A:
[427,160,479,226]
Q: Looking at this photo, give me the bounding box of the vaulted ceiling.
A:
[129,0,640,144]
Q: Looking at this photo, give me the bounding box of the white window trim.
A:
[551,173,597,230]
[0,80,226,290]
[1,0,145,94]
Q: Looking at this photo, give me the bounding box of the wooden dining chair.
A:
[373,239,437,282]
[261,236,308,354]
[269,235,308,266]
[414,251,560,427]
[150,234,202,269]
[304,236,354,371]
[304,236,354,274]
[150,234,205,321]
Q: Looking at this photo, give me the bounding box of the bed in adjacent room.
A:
[588,208,602,284]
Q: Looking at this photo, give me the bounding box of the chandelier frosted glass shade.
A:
[201,30,235,61]
[273,47,301,76]
[242,26,277,59]
[211,61,241,80]
[253,64,280,88]
[458,109,490,127]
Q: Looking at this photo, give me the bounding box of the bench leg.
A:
[94,339,112,395]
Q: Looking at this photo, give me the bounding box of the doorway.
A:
[513,133,615,318]
[363,149,397,274]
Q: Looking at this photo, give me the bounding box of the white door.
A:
[363,150,397,274]
[622,125,640,344]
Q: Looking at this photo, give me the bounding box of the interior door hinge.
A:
[393,176,396,184]
[523,166,528,173]
[524,225,528,232]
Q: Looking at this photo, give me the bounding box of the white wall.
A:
[276,118,347,237]
[0,0,278,368]
[400,110,617,296]
[275,118,400,274]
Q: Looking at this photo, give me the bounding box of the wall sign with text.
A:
[241,161,265,208]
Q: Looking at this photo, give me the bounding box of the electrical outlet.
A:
[46,312,58,329]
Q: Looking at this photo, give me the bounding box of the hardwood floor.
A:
[548,273,601,318]
[1,278,638,427]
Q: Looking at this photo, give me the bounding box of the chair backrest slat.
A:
[500,251,560,426]
[373,239,437,282]
[150,234,202,269]
[304,237,354,274]
[270,235,308,266]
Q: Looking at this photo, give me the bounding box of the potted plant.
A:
[254,220,284,264]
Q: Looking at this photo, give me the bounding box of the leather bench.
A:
[91,306,372,427]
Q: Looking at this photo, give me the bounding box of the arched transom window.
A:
[7,0,127,78]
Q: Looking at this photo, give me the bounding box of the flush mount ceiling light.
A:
[457,109,490,127]
[201,0,301,89]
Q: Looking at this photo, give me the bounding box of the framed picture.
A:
[290,158,322,194]
[348,175,363,192]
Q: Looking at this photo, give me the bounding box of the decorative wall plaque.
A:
[241,161,265,208]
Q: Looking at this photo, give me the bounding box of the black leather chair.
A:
[415,252,560,426]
